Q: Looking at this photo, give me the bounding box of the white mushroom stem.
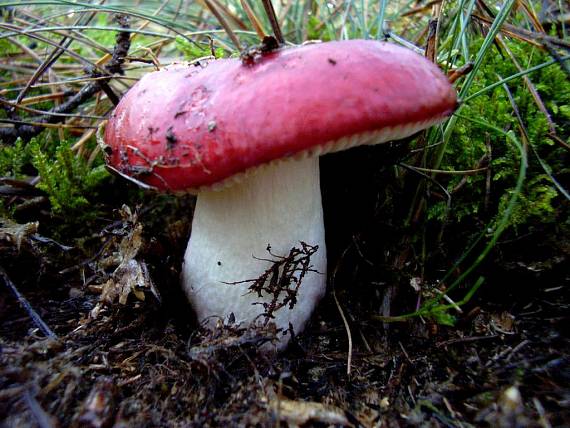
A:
[182,156,327,348]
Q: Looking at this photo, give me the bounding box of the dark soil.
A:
[1,166,569,427]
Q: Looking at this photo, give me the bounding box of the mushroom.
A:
[104,40,457,349]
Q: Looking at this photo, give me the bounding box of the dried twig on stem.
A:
[226,242,318,324]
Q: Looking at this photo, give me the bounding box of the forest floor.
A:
[1,204,568,427]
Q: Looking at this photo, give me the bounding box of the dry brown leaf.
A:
[89,206,160,319]
[271,399,352,427]
[0,218,39,252]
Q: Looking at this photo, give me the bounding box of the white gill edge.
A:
[185,116,447,194]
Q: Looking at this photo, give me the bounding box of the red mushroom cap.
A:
[104,40,457,191]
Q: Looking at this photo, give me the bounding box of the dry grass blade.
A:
[517,0,546,33]
[0,98,105,120]
[542,42,570,76]
[18,93,67,106]
[0,23,108,73]
[495,34,558,135]
[14,10,99,104]
[401,165,488,175]
[201,0,242,51]
[472,13,570,49]
[546,132,570,151]
[0,13,131,144]
[402,0,443,17]
[500,74,570,197]
[240,0,267,40]
[0,119,98,130]
[330,245,353,377]
[425,1,443,62]
[210,0,248,30]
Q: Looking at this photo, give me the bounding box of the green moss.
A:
[427,42,569,234]
[175,36,224,60]
[496,174,558,232]
[0,138,32,179]
[29,140,109,216]
[306,16,333,41]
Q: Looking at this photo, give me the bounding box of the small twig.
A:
[261,0,285,44]
[30,234,73,252]
[533,397,552,428]
[332,288,352,377]
[436,334,499,347]
[398,163,452,227]
[447,62,474,84]
[209,0,248,30]
[0,118,98,130]
[0,14,130,144]
[14,10,99,104]
[472,13,570,50]
[401,163,487,175]
[203,0,242,51]
[505,339,530,362]
[398,341,412,363]
[496,35,559,134]
[0,266,57,339]
[95,74,120,106]
[451,152,489,194]
[542,39,570,77]
[424,1,442,63]
[485,345,514,367]
[484,136,492,212]
[105,15,131,75]
[23,390,56,428]
[0,97,106,120]
[402,0,443,17]
[330,245,353,377]
[547,132,570,151]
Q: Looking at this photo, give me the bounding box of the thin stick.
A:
[0,15,131,144]
[0,118,98,129]
[332,289,352,377]
[424,0,443,62]
[0,98,106,120]
[202,0,242,51]
[14,9,99,104]
[261,0,285,44]
[23,390,56,428]
[447,62,474,84]
[330,245,353,377]
[211,0,248,30]
[0,266,57,339]
[400,164,488,175]
[241,0,267,40]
